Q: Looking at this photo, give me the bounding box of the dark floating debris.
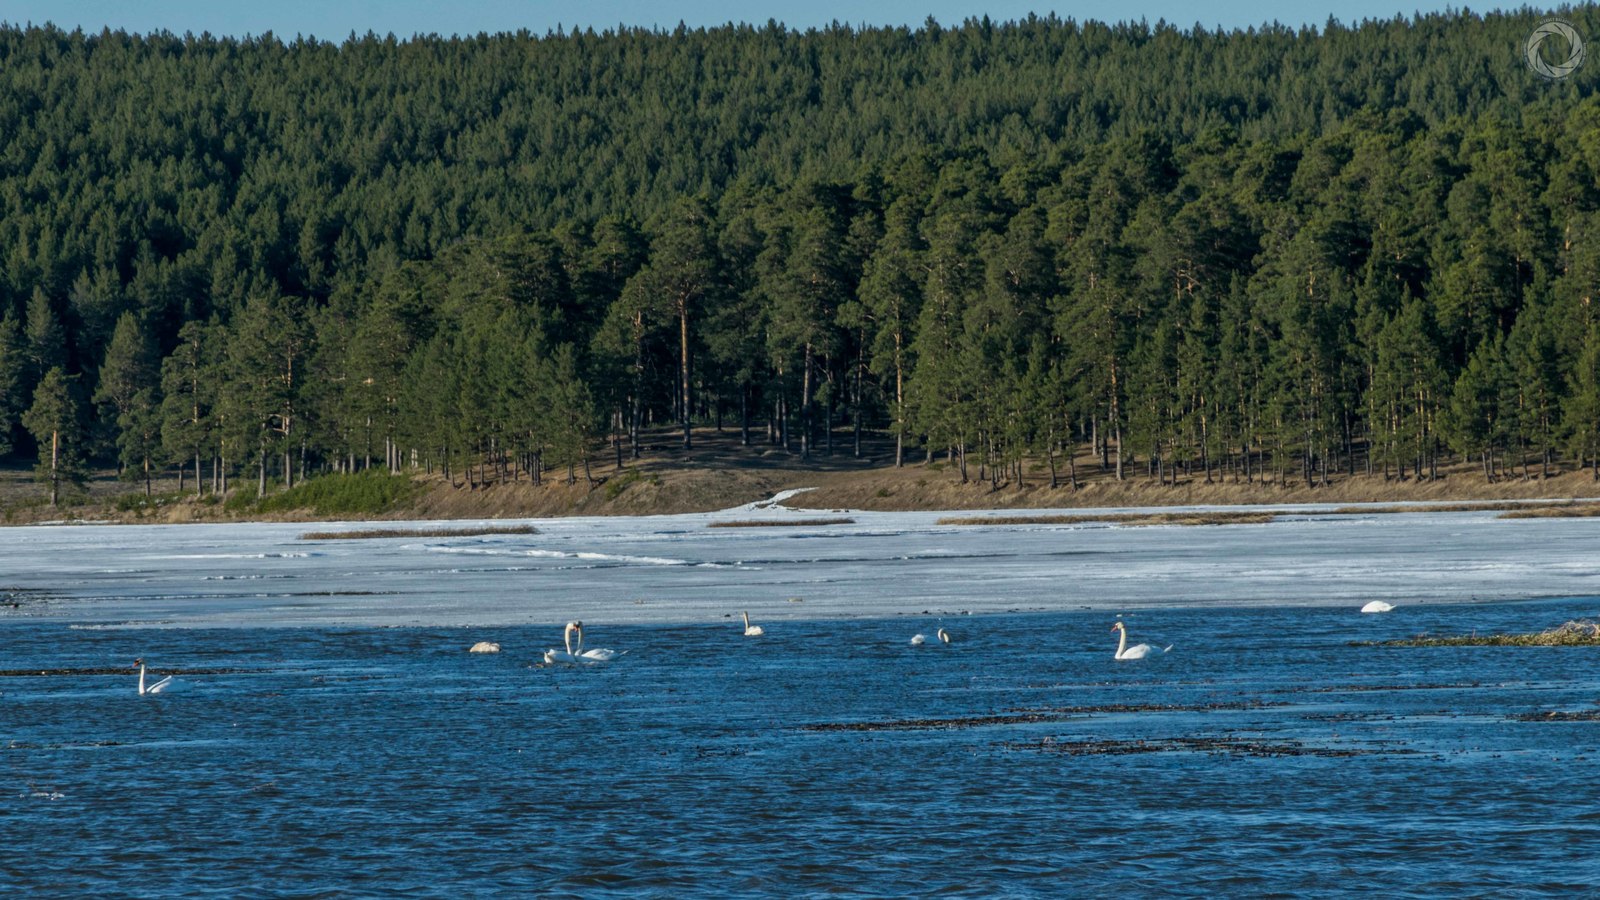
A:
[803,712,1072,732]
[801,701,1280,732]
[1000,736,1411,758]
[0,587,59,610]
[1283,682,1483,694]
[1357,621,1600,648]
[708,518,855,528]
[937,512,1275,528]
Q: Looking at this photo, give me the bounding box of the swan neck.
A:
[1116,627,1127,658]
[742,612,750,629]
[138,664,146,694]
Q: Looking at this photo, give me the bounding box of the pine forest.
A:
[3,9,1600,505]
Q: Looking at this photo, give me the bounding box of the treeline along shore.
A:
[4,11,1600,514]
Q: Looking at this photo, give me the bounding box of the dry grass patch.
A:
[1322,500,1591,516]
[938,511,1275,527]
[300,525,539,541]
[708,518,855,528]
[1500,503,1600,519]
[1361,620,1600,648]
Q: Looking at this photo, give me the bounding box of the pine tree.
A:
[92,312,157,473]
[22,367,86,506]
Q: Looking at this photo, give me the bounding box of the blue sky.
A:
[0,1,1514,39]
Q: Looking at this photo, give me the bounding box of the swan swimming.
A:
[1111,621,1169,660]
[1360,600,1395,614]
[741,612,765,636]
[468,641,501,653]
[910,628,951,646]
[543,622,624,664]
[133,658,176,695]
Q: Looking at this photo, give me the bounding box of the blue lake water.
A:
[8,600,1600,895]
[4,505,1600,894]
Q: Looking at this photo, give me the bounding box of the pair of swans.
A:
[544,621,625,664]
[133,658,176,695]
[910,628,951,647]
[1111,621,1172,660]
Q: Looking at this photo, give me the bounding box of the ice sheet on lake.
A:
[1,496,1596,627]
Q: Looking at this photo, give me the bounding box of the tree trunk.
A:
[800,344,813,460]
[679,298,692,450]
[49,430,59,507]
[894,330,905,467]
[740,389,750,447]
[1113,423,1124,481]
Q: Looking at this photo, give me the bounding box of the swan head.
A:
[1111,621,1125,633]
[131,658,144,668]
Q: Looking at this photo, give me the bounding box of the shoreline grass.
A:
[1358,620,1600,647]
[1499,503,1600,519]
[708,518,855,528]
[300,525,539,540]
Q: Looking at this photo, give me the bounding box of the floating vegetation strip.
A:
[1358,620,1600,647]
[1500,503,1600,519]
[1510,710,1600,721]
[708,518,855,528]
[0,587,59,609]
[937,512,1275,527]
[299,525,539,540]
[1324,501,1563,516]
[1000,736,1405,758]
[0,667,244,677]
[802,712,1075,732]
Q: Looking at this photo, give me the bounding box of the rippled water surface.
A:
[5,507,1600,894]
[9,602,1600,895]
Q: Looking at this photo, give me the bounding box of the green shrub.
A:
[230,471,421,516]
[603,468,642,500]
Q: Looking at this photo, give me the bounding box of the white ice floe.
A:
[3,500,1596,628]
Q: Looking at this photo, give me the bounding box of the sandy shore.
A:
[5,429,1600,525]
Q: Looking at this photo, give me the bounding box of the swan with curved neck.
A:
[133,658,175,695]
[1111,621,1165,660]
[741,612,765,636]
[911,628,951,646]
[543,621,624,664]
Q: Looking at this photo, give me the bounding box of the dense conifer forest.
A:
[3,9,1600,503]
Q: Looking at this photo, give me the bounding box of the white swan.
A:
[910,628,951,646]
[133,658,175,695]
[543,621,624,664]
[1360,600,1395,614]
[741,612,765,636]
[1111,621,1168,660]
[468,641,501,653]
